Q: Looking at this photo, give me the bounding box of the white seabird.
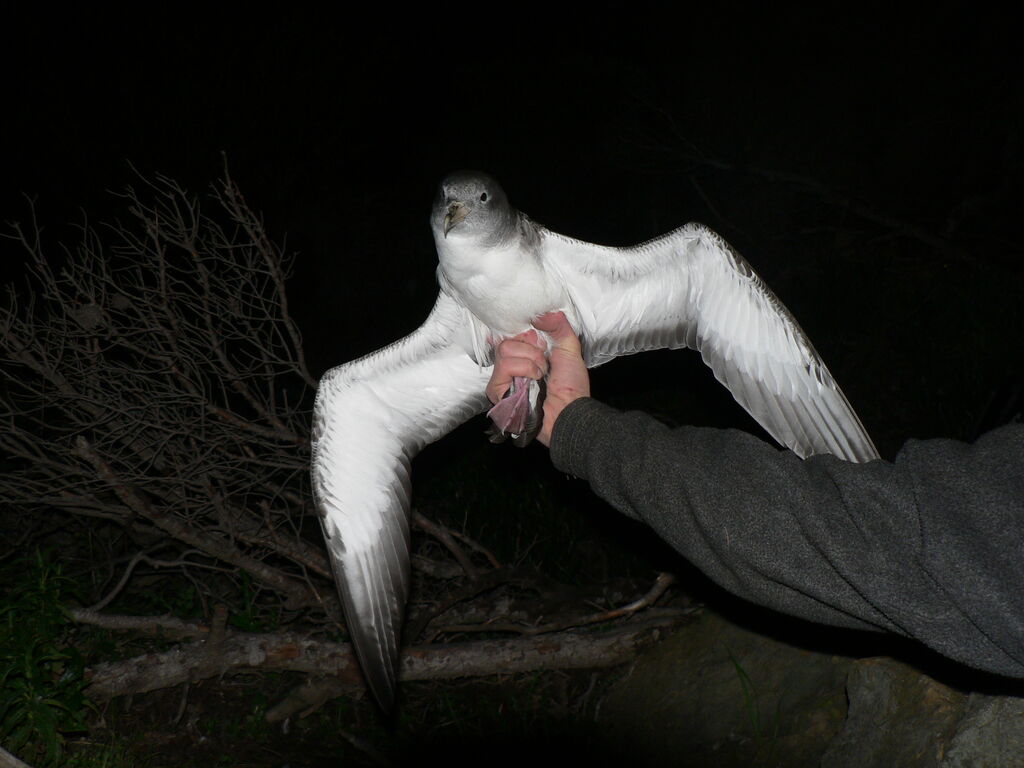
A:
[311,171,879,709]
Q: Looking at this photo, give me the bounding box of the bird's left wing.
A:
[311,291,491,709]
[541,223,878,462]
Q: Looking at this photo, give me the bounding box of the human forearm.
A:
[550,400,1024,677]
[551,398,910,632]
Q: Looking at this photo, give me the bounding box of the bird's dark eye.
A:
[480,192,488,202]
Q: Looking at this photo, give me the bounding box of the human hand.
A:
[486,311,590,446]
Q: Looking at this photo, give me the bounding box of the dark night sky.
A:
[5,5,1023,455]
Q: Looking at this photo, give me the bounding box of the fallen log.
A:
[84,614,686,701]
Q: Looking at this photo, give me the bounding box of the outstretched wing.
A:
[542,223,879,462]
[311,292,491,709]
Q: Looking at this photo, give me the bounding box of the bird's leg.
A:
[487,376,545,446]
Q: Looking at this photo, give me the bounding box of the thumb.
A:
[533,311,581,355]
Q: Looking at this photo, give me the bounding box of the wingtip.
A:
[363,662,399,712]
[339,577,405,713]
[344,606,402,711]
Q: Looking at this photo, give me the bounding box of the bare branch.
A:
[1,170,326,617]
[435,573,682,636]
[448,527,503,570]
[68,609,209,639]
[413,511,481,579]
[85,551,147,612]
[73,436,317,609]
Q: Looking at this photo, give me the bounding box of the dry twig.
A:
[1,169,330,615]
[435,572,681,636]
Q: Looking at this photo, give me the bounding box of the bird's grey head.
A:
[431,171,515,243]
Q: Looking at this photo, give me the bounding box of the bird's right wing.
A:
[311,291,491,709]
[542,223,879,462]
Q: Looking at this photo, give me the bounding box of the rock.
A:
[597,609,852,766]
[823,658,1024,767]
[595,609,1024,767]
[821,658,965,767]
[941,693,1024,767]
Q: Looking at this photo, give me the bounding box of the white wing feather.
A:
[542,222,879,462]
[310,292,490,708]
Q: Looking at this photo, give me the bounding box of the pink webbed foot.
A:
[488,376,531,435]
[487,376,545,446]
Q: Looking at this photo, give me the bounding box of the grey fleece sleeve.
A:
[549,398,1024,679]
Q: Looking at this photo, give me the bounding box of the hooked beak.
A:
[443,201,469,237]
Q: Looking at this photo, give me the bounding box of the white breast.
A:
[437,237,564,338]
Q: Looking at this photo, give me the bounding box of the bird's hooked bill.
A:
[443,202,469,237]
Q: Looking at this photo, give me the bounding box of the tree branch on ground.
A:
[82,613,688,704]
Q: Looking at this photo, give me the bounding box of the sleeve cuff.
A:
[549,397,621,478]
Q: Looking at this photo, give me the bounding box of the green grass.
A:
[726,646,781,764]
[0,550,93,766]
[62,737,141,768]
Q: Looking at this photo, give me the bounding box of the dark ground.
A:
[3,4,1023,765]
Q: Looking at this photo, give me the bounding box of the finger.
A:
[485,358,546,404]
[496,338,548,369]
